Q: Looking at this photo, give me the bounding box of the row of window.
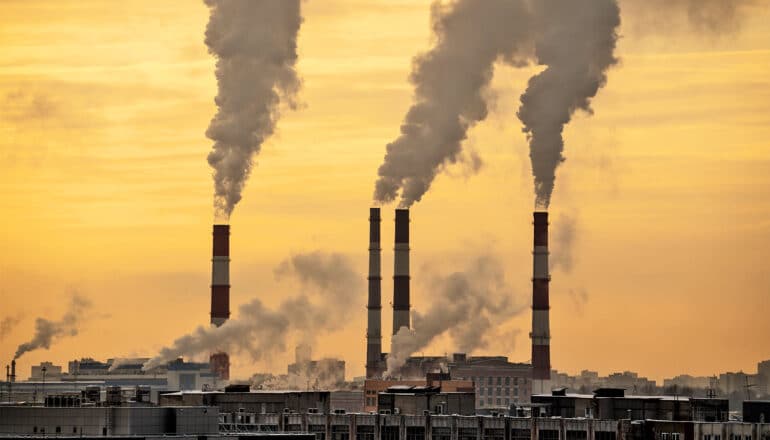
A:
[478,387,520,396]
[472,376,525,386]
[479,397,518,407]
[704,436,752,440]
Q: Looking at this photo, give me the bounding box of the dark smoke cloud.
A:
[550,212,577,273]
[143,252,362,371]
[387,255,526,376]
[518,0,621,209]
[373,0,534,208]
[205,0,303,220]
[0,316,22,341]
[14,294,92,360]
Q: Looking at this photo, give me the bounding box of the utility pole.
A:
[744,375,756,401]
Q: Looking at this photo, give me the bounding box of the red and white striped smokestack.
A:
[392,209,410,335]
[366,208,383,378]
[210,224,230,381]
[531,212,551,394]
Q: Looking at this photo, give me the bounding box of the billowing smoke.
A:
[550,212,577,273]
[14,294,92,360]
[143,252,362,371]
[251,358,345,390]
[205,0,303,220]
[373,0,534,208]
[0,316,22,341]
[518,0,621,209]
[386,256,526,377]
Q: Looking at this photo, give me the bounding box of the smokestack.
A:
[210,224,230,381]
[366,208,383,378]
[531,212,551,393]
[11,359,16,383]
[393,209,411,336]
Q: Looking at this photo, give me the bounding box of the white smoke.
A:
[518,0,621,209]
[205,0,303,220]
[386,255,526,377]
[14,294,92,360]
[143,252,362,371]
[373,0,535,208]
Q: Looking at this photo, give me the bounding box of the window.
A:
[505,377,511,386]
[382,426,399,440]
[407,427,425,440]
[705,435,712,440]
[487,398,492,405]
[567,431,587,440]
[33,427,38,434]
[332,425,350,440]
[309,425,327,440]
[73,427,78,434]
[497,377,502,385]
[539,429,559,440]
[497,387,502,395]
[512,429,531,440]
[357,426,375,440]
[672,434,681,440]
[514,378,519,385]
[505,388,510,395]
[479,400,485,407]
[484,429,505,440]
[505,398,511,405]
[515,387,519,396]
[56,427,61,434]
[488,377,493,386]
[459,428,478,440]
[715,436,721,440]
[433,428,452,440]
[497,398,502,406]
[596,433,616,440]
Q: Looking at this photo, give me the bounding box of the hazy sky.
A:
[1,0,769,382]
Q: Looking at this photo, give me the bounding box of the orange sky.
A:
[1,0,769,383]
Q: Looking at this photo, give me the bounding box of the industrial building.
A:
[377,385,476,416]
[160,388,332,415]
[531,388,729,422]
[364,374,474,412]
[0,405,218,436]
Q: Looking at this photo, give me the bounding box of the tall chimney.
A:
[366,208,383,378]
[10,359,16,383]
[392,209,411,335]
[210,224,230,381]
[531,212,551,394]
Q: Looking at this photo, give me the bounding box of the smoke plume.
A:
[251,358,345,390]
[550,212,577,273]
[108,358,148,372]
[14,294,92,360]
[205,0,303,220]
[0,316,22,341]
[373,0,534,208]
[386,256,526,377]
[143,252,362,371]
[518,0,621,209]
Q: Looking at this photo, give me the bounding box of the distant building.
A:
[447,354,532,409]
[0,406,217,436]
[377,385,475,415]
[758,360,770,397]
[30,362,62,381]
[286,345,346,388]
[160,388,331,414]
[532,388,728,422]
[364,373,473,412]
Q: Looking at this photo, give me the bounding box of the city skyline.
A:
[2,0,770,382]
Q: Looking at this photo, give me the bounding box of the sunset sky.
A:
[1,0,769,382]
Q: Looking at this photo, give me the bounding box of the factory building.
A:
[377,385,476,416]
[532,388,729,422]
[448,354,533,409]
[364,374,474,412]
[160,387,331,415]
[0,405,218,436]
